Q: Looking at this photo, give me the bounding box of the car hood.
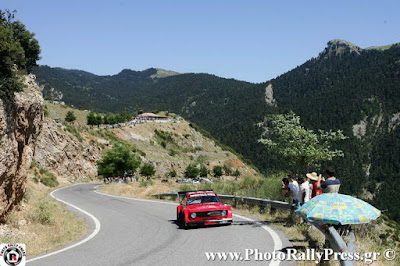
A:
[186,203,227,212]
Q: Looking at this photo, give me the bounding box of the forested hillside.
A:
[269,40,400,220]
[32,40,400,220]
[33,66,276,171]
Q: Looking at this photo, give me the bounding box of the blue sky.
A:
[2,0,400,82]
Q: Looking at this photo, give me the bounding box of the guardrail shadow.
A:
[168,219,267,230]
[168,218,275,230]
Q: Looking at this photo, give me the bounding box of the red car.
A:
[176,190,233,228]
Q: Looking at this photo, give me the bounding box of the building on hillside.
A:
[138,113,169,121]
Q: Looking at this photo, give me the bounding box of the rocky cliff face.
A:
[0,75,44,222]
[318,39,362,59]
[33,120,103,181]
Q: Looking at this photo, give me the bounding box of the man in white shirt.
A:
[287,175,300,206]
[298,176,310,205]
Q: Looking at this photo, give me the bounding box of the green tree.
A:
[94,114,103,127]
[213,165,223,178]
[97,143,141,178]
[10,20,40,71]
[169,169,177,178]
[199,165,208,177]
[0,10,41,100]
[233,169,241,180]
[65,111,76,122]
[259,112,347,172]
[140,163,155,180]
[184,164,199,179]
[87,112,96,126]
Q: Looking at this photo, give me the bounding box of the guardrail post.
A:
[312,223,355,266]
[259,205,266,214]
[270,205,276,215]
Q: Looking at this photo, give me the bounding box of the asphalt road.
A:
[27,183,295,266]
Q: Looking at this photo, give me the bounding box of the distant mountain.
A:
[32,40,400,220]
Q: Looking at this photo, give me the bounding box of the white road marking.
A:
[94,187,178,205]
[95,186,283,266]
[233,214,282,266]
[27,184,101,263]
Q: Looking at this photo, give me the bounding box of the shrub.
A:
[30,160,38,169]
[184,164,199,179]
[140,163,155,180]
[64,123,83,142]
[213,165,223,178]
[200,165,208,177]
[40,170,59,187]
[65,111,77,122]
[139,179,154,187]
[36,167,59,187]
[169,169,177,178]
[179,184,195,192]
[169,149,178,156]
[196,155,208,164]
[160,141,167,148]
[44,105,49,117]
[223,161,234,176]
[28,198,55,225]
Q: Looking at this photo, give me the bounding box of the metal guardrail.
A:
[153,192,355,265]
[152,192,294,211]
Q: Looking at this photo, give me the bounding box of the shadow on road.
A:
[168,219,273,230]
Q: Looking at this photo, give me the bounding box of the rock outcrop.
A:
[0,75,44,222]
[319,39,362,59]
[33,120,103,181]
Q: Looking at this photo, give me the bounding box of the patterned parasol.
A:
[295,193,381,225]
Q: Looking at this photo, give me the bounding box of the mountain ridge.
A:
[36,39,400,82]
[32,40,400,220]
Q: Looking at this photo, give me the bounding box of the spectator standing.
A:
[288,175,300,206]
[321,168,340,193]
[281,177,290,192]
[306,172,322,198]
[123,171,127,182]
[298,176,311,205]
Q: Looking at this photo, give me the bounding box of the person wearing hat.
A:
[307,172,322,198]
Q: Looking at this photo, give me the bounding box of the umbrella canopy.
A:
[295,193,381,225]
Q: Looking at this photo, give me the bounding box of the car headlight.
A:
[221,210,227,216]
[190,212,197,218]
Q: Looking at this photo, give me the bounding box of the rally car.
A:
[176,190,233,228]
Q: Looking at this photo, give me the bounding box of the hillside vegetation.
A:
[44,100,89,125]
[33,40,400,221]
[42,101,258,180]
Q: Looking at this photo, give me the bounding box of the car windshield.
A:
[187,195,220,205]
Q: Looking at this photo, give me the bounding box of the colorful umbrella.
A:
[295,193,381,225]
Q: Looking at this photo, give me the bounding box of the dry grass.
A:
[100,180,175,199]
[112,120,258,177]
[0,181,87,257]
[45,101,89,125]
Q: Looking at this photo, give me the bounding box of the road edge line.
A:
[27,184,101,263]
[233,213,282,266]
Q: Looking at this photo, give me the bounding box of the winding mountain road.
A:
[27,183,295,265]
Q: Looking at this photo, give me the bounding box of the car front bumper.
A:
[186,218,233,226]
